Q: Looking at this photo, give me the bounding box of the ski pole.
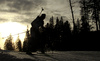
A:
[39,7,44,16]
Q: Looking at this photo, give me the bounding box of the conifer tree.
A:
[15,35,22,51]
[23,28,30,52]
[4,34,15,50]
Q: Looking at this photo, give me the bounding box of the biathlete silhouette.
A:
[26,8,46,54]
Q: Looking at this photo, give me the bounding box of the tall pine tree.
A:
[15,35,22,51]
[4,34,15,50]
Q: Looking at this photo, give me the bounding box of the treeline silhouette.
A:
[4,34,22,51]
[4,16,100,51]
[4,0,100,52]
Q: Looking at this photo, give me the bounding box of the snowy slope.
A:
[0,50,100,61]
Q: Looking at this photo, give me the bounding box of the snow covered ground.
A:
[0,50,100,61]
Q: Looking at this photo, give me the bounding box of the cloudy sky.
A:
[0,0,81,49]
[0,0,81,25]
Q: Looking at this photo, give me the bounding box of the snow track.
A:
[0,50,100,61]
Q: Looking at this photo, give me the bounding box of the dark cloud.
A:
[8,0,34,11]
[0,9,18,13]
[0,18,8,23]
[21,18,32,23]
[0,0,5,3]
[0,18,7,20]
[0,0,46,13]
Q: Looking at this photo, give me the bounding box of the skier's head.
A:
[40,14,46,20]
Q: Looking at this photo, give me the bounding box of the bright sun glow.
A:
[0,22,27,49]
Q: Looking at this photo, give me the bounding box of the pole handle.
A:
[39,7,44,16]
